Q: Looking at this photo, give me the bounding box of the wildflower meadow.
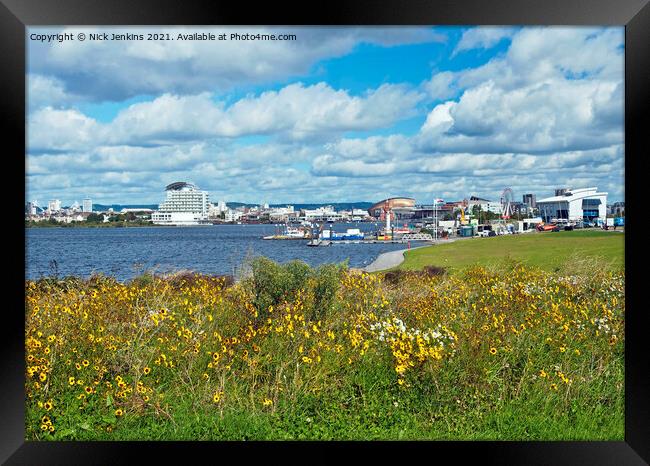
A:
[25,255,624,440]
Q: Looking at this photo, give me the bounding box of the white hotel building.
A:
[151,182,210,225]
[537,187,607,223]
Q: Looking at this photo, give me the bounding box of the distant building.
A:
[367,198,416,219]
[467,196,502,214]
[555,188,569,197]
[509,201,528,216]
[522,194,537,209]
[120,208,154,214]
[268,205,297,223]
[302,206,344,222]
[82,198,93,213]
[537,187,607,223]
[224,209,243,222]
[607,201,625,216]
[25,201,38,215]
[151,182,210,225]
[48,199,61,213]
[350,208,369,220]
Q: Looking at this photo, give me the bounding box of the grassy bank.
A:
[399,230,624,273]
[25,254,624,440]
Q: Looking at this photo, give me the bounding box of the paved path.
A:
[362,237,471,273]
[363,244,436,273]
[363,248,409,272]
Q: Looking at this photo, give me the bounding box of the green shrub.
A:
[246,257,346,323]
[310,261,347,321]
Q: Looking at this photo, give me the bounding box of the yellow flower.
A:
[39,373,47,382]
[82,360,89,367]
[489,347,497,355]
[212,391,223,403]
[143,367,151,375]
[44,401,52,411]
[115,409,124,417]
[539,370,547,378]
[550,383,558,391]
[263,398,273,406]
[559,346,566,353]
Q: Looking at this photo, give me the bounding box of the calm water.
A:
[25,223,410,281]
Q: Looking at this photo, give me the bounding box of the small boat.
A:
[263,225,311,240]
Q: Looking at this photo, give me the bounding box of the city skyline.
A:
[26,26,625,205]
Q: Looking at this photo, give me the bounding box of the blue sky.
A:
[26,26,624,206]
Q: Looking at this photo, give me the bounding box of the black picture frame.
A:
[4,0,648,463]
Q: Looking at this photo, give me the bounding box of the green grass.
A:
[399,230,624,273]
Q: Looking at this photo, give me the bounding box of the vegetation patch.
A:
[25,255,624,440]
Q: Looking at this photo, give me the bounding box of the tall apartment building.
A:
[151,182,210,225]
[522,193,536,209]
[82,198,93,213]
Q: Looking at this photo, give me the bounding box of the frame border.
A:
[4,0,648,463]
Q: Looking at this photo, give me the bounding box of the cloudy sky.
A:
[26,26,624,206]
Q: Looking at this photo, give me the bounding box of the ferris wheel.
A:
[501,188,514,219]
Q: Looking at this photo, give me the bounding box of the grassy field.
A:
[25,251,624,441]
[399,230,624,273]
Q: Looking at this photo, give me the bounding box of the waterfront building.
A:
[82,198,93,212]
[367,198,416,219]
[224,209,243,223]
[537,187,607,223]
[151,182,210,225]
[208,203,222,218]
[268,205,297,223]
[302,206,345,222]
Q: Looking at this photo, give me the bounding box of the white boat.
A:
[285,226,307,238]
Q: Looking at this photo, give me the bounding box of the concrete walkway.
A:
[362,237,469,273]
[363,248,409,272]
[363,244,435,273]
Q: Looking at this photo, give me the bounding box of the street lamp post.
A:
[434,199,437,243]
